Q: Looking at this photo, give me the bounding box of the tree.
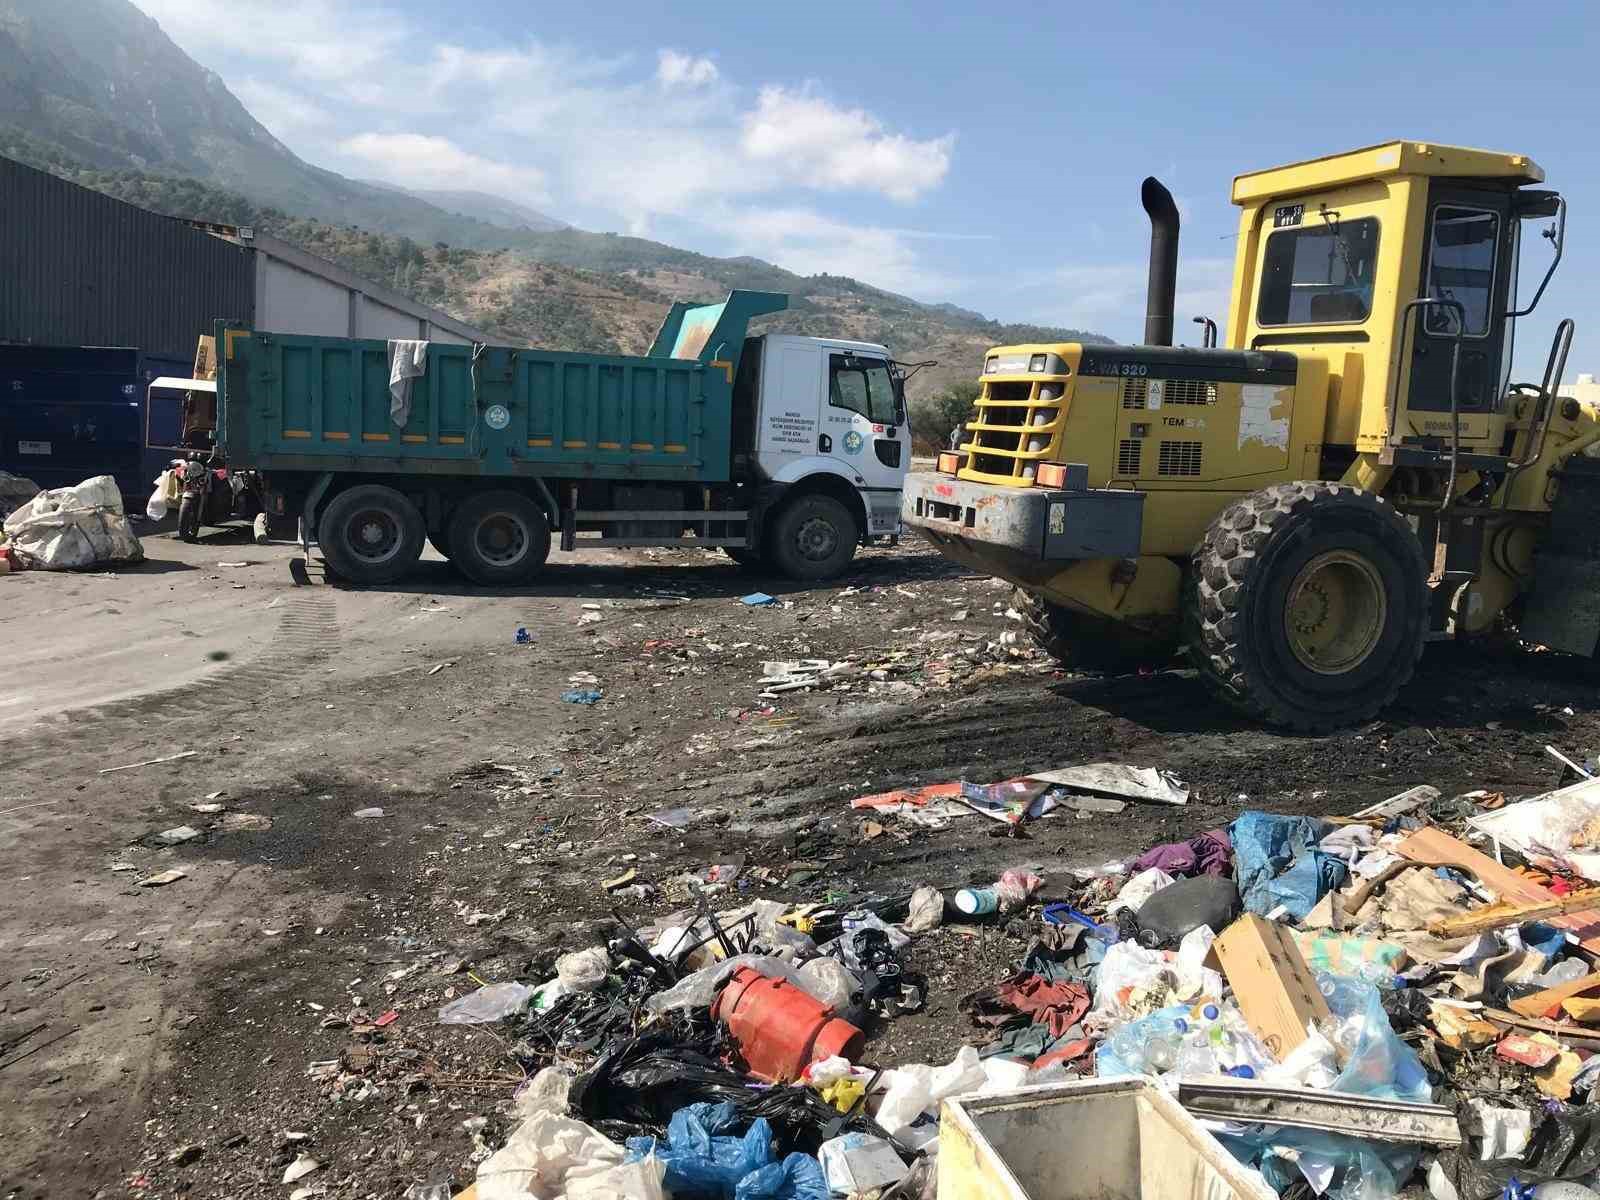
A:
[910,379,980,450]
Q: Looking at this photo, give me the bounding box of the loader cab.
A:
[1230,142,1557,455]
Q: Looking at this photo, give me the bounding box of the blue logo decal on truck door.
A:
[843,430,864,455]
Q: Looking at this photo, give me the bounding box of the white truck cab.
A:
[738,334,910,568]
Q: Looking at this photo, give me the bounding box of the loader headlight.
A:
[1029,354,1047,372]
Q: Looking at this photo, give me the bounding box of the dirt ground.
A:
[4,525,1600,1199]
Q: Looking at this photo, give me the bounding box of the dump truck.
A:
[904,141,1586,731]
[214,291,912,585]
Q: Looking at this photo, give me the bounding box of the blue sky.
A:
[141,0,1598,377]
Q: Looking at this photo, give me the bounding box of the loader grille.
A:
[1121,377,1217,408]
[1157,440,1203,477]
[963,379,1068,482]
[1117,439,1143,477]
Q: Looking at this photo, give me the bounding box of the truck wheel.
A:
[177,493,201,543]
[1014,589,1175,672]
[769,494,858,581]
[448,490,550,586]
[317,484,425,586]
[1183,482,1427,732]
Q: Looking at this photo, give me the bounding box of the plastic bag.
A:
[145,478,170,521]
[994,868,1044,913]
[475,1109,640,1200]
[626,1103,774,1198]
[734,1153,828,1200]
[644,954,831,1016]
[556,947,611,993]
[1215,974,1431,1200]
[1107,867,1176,914]
[873,1046,986,1135]
[1231,811,1343,919]
[1089,939,1223,1021]
[438,981,535,1025]
[903,886,944,934]
[514,1065,576,1120]
[798,957,860,1011]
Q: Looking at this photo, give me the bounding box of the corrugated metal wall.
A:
[0,156,255,358]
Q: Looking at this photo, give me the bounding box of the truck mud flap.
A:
[1521,457,1600,656]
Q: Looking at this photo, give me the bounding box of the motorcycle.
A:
[174,453,263,543]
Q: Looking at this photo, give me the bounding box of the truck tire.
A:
[177,493,201,543]
[317,484,426,586]
[768,494,858,581]
[1183,481,1427,732]
[1014,588,1174,672]
[447,490,550,586]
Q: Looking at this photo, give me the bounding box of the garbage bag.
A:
[438,981,535,1025]
[626,1104,775,1197]
[1215,973,1430,1200]
[1231,811,1344,919]
[1089,938,1223,1021]
[1106,867,1176,914]
[475,1109,656,1200]
[3,475,143,569]
[903,886,944,934]
[1436,1107,1600,1200]
[556,947,611,993]
[645,954,832,1016]
[798,957,860,1011]
[733,1153,828,1200]
[1135,875,1241,946]
[873,1046,985,1135]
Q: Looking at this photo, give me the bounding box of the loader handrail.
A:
[1501,318,1576,505]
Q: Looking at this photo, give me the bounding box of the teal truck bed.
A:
[217,290,787,483]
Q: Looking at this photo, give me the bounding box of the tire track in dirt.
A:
[6,591,343,770]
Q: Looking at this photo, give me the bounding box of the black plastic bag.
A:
[1134,876,1241,947]
[1436,1106,1600,1200]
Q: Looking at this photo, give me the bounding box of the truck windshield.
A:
[829,354,898,426]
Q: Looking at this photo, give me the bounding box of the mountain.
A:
[0,0,1109,426]
[376,185,568,233]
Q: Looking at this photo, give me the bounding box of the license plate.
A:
[17,440,50,455]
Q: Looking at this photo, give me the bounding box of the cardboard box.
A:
[1208,914,1332,1061]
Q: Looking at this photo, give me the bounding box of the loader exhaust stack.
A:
[1141,176,1179,347]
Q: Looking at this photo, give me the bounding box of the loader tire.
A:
[1014,588,1174,672]
[1183,481,1427,732]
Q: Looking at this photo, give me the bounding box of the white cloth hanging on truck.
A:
[388,339,430,428]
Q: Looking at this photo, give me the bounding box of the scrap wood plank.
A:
[1483,1007,1600,1048]
[1562,997,1600,1024]
[1430,887,1600,937]
[1395,826,1600,953]
[1509,972,1600,1018]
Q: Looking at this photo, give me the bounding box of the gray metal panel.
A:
[0,155,255,358]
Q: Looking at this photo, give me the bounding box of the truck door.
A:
[1406,187,1515,425]
[824,352,905,483]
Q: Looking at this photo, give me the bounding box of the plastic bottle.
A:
[954,888,999,916]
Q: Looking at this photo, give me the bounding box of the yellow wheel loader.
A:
[904,142,1589,732]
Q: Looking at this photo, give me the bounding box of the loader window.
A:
[1423,207,1499,337]
[829,354,898,426]
[1257,217,1380,326]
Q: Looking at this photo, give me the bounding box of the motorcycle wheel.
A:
[177,493,201,543]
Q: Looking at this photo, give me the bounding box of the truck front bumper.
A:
[901,472,1144,576]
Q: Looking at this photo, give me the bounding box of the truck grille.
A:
[1122,378,1217,408]
[1157,440,1203,476]
[1117,439,1142,477]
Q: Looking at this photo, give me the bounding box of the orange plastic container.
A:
[712,966,864,1083]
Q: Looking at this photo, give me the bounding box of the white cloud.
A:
[133,1,960,293]
[338,133,551,204]
[657,50,718,87]
[741,86,953,202]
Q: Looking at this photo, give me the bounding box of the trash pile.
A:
[1,474,142,570]
[432,765,1600,1200]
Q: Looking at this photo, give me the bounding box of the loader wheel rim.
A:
[474,513,529,567]
[1284,550,1387,675]
[794,515,839,562]
[346,508,402,565]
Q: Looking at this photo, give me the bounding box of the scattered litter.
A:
[438,982,534,1026]
[740,592,777,606]
[99,750,199,775]
[155,825,202,845]
[351,807,385,819]
[515,627,533,644]
[135,869,187,887]
[187,802,224,814]
[562,690,603,705]
[281,1155,322,1185]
